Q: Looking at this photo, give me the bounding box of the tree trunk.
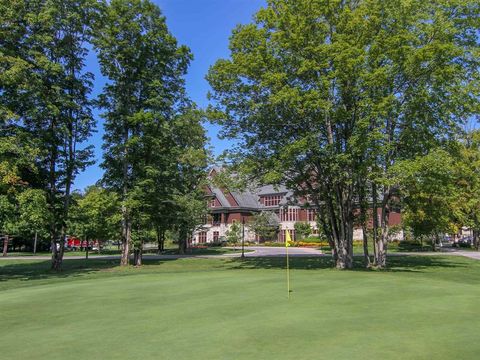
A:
[178,227,187,255]
[325,195,354,269]
[372,183,379,266]
[2,235,8,257]
[120,215,131,266]
[432,234,438,252]
[33,231,38,255]
[375,197,390,269]
[120,121,130,266]
[134,240,143,266]
[85,239,89,260]
[156,227,165,254]
[51,239,65,271]
[362,225,371,268]
[358,181,371,268]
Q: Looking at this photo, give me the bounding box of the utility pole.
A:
[241,217,245,258]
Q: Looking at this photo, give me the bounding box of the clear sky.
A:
[74,0,266,190]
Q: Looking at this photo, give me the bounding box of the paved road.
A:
[0,246,323,261]
[244,246,324,257]
[451,250,480,261]
[1,246,480,261]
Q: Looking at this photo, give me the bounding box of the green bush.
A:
[301,236,323,243]
[398,241,433,252]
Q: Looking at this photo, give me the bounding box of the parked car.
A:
[453,237,472,248]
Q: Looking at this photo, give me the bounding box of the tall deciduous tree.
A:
[207,0,480,269]
[69,186,121,257]
[0,133,41,256]
[170,110,209,255]
[17,189,50,254]
[1,0,98,269]
[392,149,462,246]
[94,0,201,265]
[452,130,480,249]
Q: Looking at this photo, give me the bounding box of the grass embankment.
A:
[1,255,479,359]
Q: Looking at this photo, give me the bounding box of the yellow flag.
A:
[285,230,292,247]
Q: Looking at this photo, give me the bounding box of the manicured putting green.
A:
[1,256,480,360]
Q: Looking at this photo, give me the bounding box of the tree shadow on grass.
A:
[0,259,119,284]
[227,255,470,273]
[0,258,181,288]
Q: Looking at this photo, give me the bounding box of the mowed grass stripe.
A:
[1,256,479,359]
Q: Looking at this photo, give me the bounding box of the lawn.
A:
[5,245,251,258]
[1,255,480,360]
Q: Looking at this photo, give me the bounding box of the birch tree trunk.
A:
[33,231,38,255]
[374,190,391,269]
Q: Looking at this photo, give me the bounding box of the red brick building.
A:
[193,168,402,244]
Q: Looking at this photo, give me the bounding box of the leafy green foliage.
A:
[294,222,312,240]
[392,149,461,238]
[69,186,121,245]
[207,0,480,268]
[16,189,50,243]
[249,212,279,242]
[1,0,99,267]
[94,0,208,261]
[225,221,242,245]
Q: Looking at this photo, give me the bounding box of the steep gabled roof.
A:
[211,187,231,207]
[230,191,259,208]
[208,166,294,210]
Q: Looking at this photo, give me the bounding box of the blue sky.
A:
[74,0,266,190]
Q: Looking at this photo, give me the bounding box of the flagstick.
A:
[286,243,290,299]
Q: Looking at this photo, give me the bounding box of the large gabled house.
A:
[193,167,402,245]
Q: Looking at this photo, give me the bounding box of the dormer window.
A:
[210,197,216,207]
[263,195,282,207]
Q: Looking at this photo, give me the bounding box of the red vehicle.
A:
[67,237,100,250]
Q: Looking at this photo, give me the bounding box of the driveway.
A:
[1,246,480,261]
[243,246,323,257]
[0,246,323,261]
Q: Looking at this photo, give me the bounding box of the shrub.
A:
[294,222,312,239]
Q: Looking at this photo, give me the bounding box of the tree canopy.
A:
[207,0,480,268]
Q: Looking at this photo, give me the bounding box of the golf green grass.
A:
[1,255,479,360]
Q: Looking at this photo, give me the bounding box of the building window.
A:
[280,207,298,222]
[210,197,216,207]
[212,213,221,225]
[307,209,316,222]
[213,231,219,242]
[198,232,207,243]
[263,195,282,207]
